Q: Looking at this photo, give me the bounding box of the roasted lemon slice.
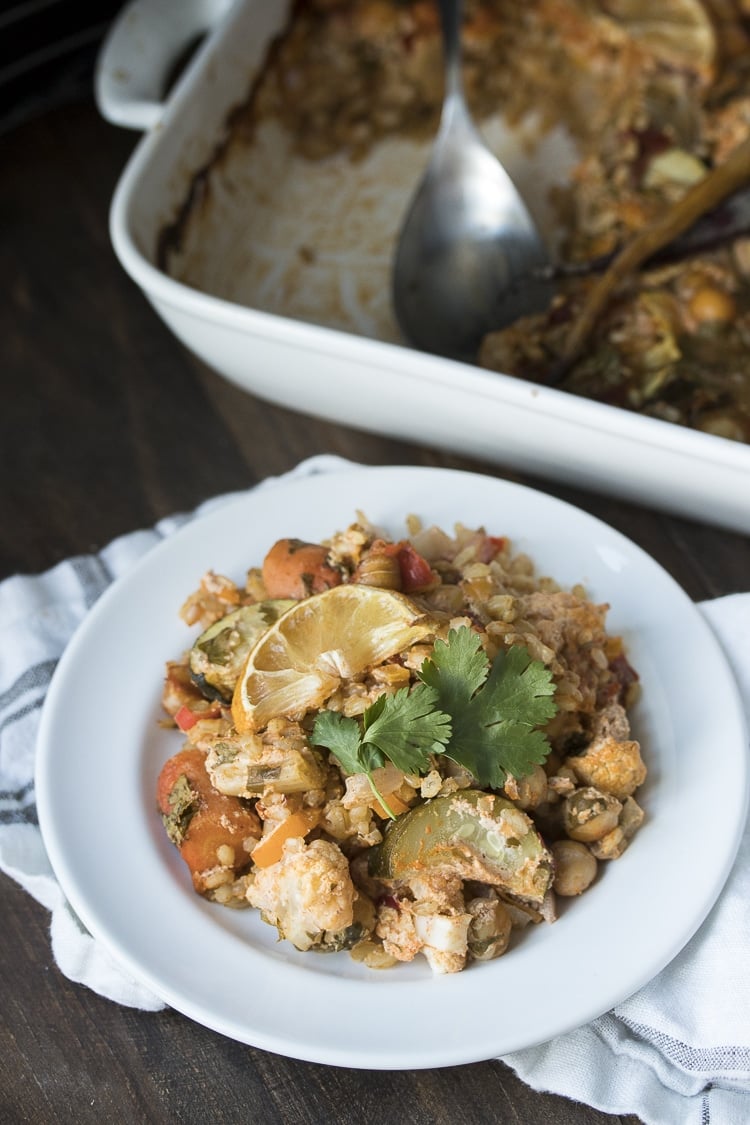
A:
[601,0,716,76]
[231,585,434,733]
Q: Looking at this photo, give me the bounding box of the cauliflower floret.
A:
[566,704,646,799]
[324,520,375,571]
[375,901,424,962]
[180,570,242,629]
[375,897,471,974]
[247,837,356,951]
[414,913,471,974]
[375,871,471,974]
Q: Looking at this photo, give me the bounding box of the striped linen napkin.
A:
[0,455,349,1008]
[1,455,748,1125]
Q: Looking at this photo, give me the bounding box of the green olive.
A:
[370,789,553,905]
[189,600,295,701]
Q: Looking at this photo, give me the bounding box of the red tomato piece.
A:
[174,704,199,731]
[396,543,435,592]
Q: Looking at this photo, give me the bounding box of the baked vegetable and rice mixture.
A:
[202,0,750,441]
[157,516,646,973]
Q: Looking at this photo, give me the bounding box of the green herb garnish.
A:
[161,774,198,846]
[311,626,557,815]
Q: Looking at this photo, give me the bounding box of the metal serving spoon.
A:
[392,0,551,363]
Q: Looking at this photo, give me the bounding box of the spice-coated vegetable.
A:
[189,600,294,701]
[371,789,553,905]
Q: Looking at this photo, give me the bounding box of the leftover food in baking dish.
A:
[158,514,645,973]
[160,0,750,442]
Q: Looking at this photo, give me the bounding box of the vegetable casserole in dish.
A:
[98,0,750,530]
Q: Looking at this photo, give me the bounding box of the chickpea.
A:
[687,286,737,326]
[620,796,645,838]
[698,413,746,442]
[504,764,548,810]
[466,897,512,961]
[731,237,750,281]
[590,827,626,861]
[562,787,622,843]
[552,840,598,896]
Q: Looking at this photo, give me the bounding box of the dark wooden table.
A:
[2,87,748,1125]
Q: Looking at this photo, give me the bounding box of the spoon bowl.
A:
[392,0,552,363]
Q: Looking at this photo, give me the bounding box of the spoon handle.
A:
[438,0,463,100]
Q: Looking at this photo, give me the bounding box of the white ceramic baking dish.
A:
[96,0,750,533]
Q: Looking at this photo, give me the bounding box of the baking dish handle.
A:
[95,0,236,130]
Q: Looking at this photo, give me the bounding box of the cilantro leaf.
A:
[312,628,558,805]
[419,627,488,713]
[311,710,385,775]
[448,710,554,789]
[311,688,449,818]
[311,710,366,775]
[481,645,558,728]
[362,683,451,774]
[419,629,558,788]
[482,722,553,783]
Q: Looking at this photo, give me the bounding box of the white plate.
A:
[36,466,748,1068]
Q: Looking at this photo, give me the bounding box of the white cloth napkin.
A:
[1,455,748,1124]
[0,455,349,1010]
[504,590,750,1125]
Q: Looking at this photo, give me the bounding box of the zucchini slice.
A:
[189,600,295,701]
[371,789,553,905]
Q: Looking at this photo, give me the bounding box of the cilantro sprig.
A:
[312,683,452,776]
[312,684,451,814]
[311,626,558,815]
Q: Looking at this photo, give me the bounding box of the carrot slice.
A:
[371,793,411,819]
[251,810,319,868]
